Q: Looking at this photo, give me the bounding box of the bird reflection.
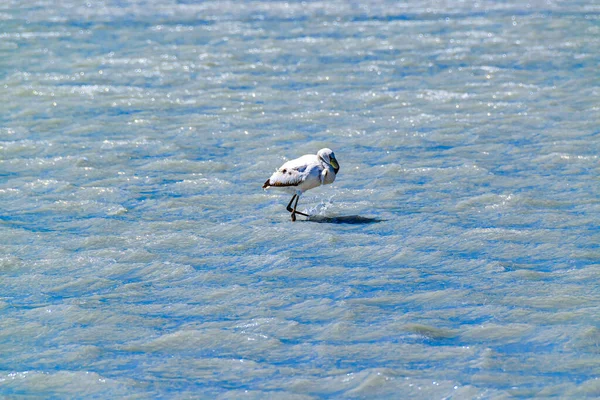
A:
[306,215,383,224]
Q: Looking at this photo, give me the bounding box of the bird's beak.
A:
[330,157,339,171]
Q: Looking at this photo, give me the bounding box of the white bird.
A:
[263,148,340,221]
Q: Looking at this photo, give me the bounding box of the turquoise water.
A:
[2,0,600,398]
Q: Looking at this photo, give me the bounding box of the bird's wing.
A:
[264,155,316,188]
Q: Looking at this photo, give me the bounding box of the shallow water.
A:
[2,0,600,398]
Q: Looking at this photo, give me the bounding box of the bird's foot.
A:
[291,212,296,222]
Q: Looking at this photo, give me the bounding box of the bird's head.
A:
[318,148,340,173]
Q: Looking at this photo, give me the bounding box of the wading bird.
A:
[263,148,340,221]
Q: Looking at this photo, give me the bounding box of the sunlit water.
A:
[2,0,600,398]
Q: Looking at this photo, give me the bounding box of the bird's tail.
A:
[262,179,270,189]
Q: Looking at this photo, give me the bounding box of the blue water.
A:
[2,0,600,398]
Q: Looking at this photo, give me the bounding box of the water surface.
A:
[2,0,600,398]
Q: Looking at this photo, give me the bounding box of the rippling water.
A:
[2,0,600,398]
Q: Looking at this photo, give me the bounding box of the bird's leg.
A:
[291,194,309,221]
[286,194,308,221]
[286,195,297,213]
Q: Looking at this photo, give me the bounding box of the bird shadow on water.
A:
[305,215,384,224]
